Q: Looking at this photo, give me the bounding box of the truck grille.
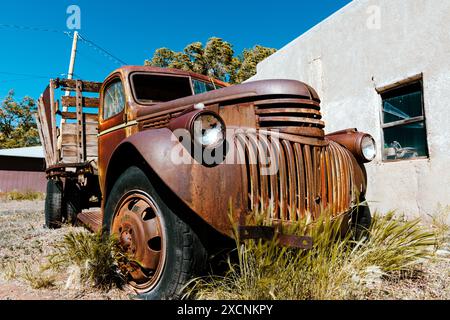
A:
[238,133,356,221]
[255,98,325,138]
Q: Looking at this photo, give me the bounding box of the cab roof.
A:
[107,65,229,88]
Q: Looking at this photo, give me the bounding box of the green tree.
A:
[0,90,40,149]
[231,45,277,84]
[145,37,276,84]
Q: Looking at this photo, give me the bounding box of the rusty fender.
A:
[108,128,245,237]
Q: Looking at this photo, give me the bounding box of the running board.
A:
[78,209,103,233]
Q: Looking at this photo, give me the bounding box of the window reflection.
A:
[103,80,125,119]
[380,80,428,161]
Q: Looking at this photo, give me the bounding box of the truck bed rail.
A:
[35,78,102,172]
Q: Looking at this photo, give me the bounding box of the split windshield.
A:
[131,74,193,104]
[131,73,223,104]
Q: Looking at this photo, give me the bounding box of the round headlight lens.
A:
[361,135,376,161]
[192,113,225,148]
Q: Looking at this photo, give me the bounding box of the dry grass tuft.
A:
[0,191,45,201]
[45,231,130,291]
[21,265,56,289]
[184,211,438,300]
[427,205,450,248]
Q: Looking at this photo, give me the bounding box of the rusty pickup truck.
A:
[36,66,376,299]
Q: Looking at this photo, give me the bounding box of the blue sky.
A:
[0,0,351,100]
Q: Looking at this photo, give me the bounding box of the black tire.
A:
[351,203,372,240]
[64,179,81,225]
[45,179,63,229]
[103,166,207,300]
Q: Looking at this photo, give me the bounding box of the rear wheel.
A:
[64,179,81,225]
[103,166,207,300]
[45,179,63,229]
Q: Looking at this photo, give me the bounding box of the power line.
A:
[76,50,114,74]
[0,23,63,34]
[0,77,46,84]
[77,33,128,66]
[0,71,49,78]
[0,23,128,67]
[0,23,129,85]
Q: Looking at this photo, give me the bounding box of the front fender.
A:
[106,128,245,237]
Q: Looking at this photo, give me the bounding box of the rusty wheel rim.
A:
[112,191,166,292]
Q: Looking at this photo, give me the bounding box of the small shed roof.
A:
[0,146,44,159]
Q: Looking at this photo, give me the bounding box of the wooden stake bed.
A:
[35,78,102,175]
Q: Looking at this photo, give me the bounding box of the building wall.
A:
[250,0,450,217]
[0,156,47,193]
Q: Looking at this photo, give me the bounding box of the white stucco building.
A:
[250,0,450,217]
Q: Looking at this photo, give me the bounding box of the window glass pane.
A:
[382,82,423,124]
[132,74,192,103]
[103,80,125,119]
[192,79,216,94]
[382,121,428,160]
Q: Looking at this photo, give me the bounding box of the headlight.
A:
[192,112,225,149]
[361,135,376,161]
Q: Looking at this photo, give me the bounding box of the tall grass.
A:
[45,231,130,290]
[427,205,450,248]
[185,211,437,300]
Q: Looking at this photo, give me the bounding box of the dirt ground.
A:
[0,200,130,300]
[0,200,449,300]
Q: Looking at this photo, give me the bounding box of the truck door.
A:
[98,74,127,198]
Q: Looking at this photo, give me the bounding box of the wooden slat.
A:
[86,145,98,157]
[41,86,55,151]
[49,80,57,162]
[61,96,99,108]
[33,113,51,167]
[59,79,102,93]
[61,123,98,135]
[37,98,55,165]
[62,145,97,157]
[76,81,84,162]
[61,134,97,145]
[61,112,98,122]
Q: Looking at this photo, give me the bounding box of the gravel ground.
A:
[0,200,449,300]
[0,200,130,300]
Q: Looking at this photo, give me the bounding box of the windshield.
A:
[131,73,193,104]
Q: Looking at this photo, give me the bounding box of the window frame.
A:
[377,75,429,162]
[101,76,126,121]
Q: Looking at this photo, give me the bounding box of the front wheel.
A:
[103,166,207,300]
[351,202,372,240]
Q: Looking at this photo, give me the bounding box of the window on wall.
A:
[379,80,429,161]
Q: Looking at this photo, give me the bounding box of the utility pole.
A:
[65,31,78,97]
[61,31,79,126]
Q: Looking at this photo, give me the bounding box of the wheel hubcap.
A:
[112,191,165,291]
